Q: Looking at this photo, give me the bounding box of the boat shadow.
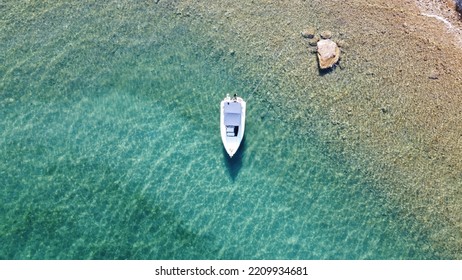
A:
[223,136,245,181]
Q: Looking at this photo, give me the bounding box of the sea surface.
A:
[0,1,458,259]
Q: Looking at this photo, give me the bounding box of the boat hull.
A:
[220,95,246,157]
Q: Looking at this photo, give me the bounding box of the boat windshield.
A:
[224,102,241,126]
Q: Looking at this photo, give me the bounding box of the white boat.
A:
[220,94,246,157]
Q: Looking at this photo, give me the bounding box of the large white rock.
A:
[316,39,340,69]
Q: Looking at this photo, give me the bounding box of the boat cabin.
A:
[224,101,241,137]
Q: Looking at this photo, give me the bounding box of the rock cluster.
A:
[301,27,341,69]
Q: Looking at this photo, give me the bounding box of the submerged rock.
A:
[308,34,320,46]
[428,70,439,80]
[316,39,340,69]
[320,30,333,39]
[301,27,316,38]
[335,39,347,48]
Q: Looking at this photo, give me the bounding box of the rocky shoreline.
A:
[456,0,462,13]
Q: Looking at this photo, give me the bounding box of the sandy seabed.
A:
[1,0,461,259]
[170,0,462,258]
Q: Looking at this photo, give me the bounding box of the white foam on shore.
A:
[415,0,462,47]
[421,12,454,29]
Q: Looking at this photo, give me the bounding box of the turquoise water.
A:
[1,1,442,259]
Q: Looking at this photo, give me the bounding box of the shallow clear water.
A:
[0,1,443,259]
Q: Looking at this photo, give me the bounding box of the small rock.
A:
[301,27,316,38]
[308,34,320,46]
[380,106,390,114]
[428,70,439,80]
[347,107,353,116]
[320,30,333,39]
[336,39,347,48]
[316,39,340,69]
